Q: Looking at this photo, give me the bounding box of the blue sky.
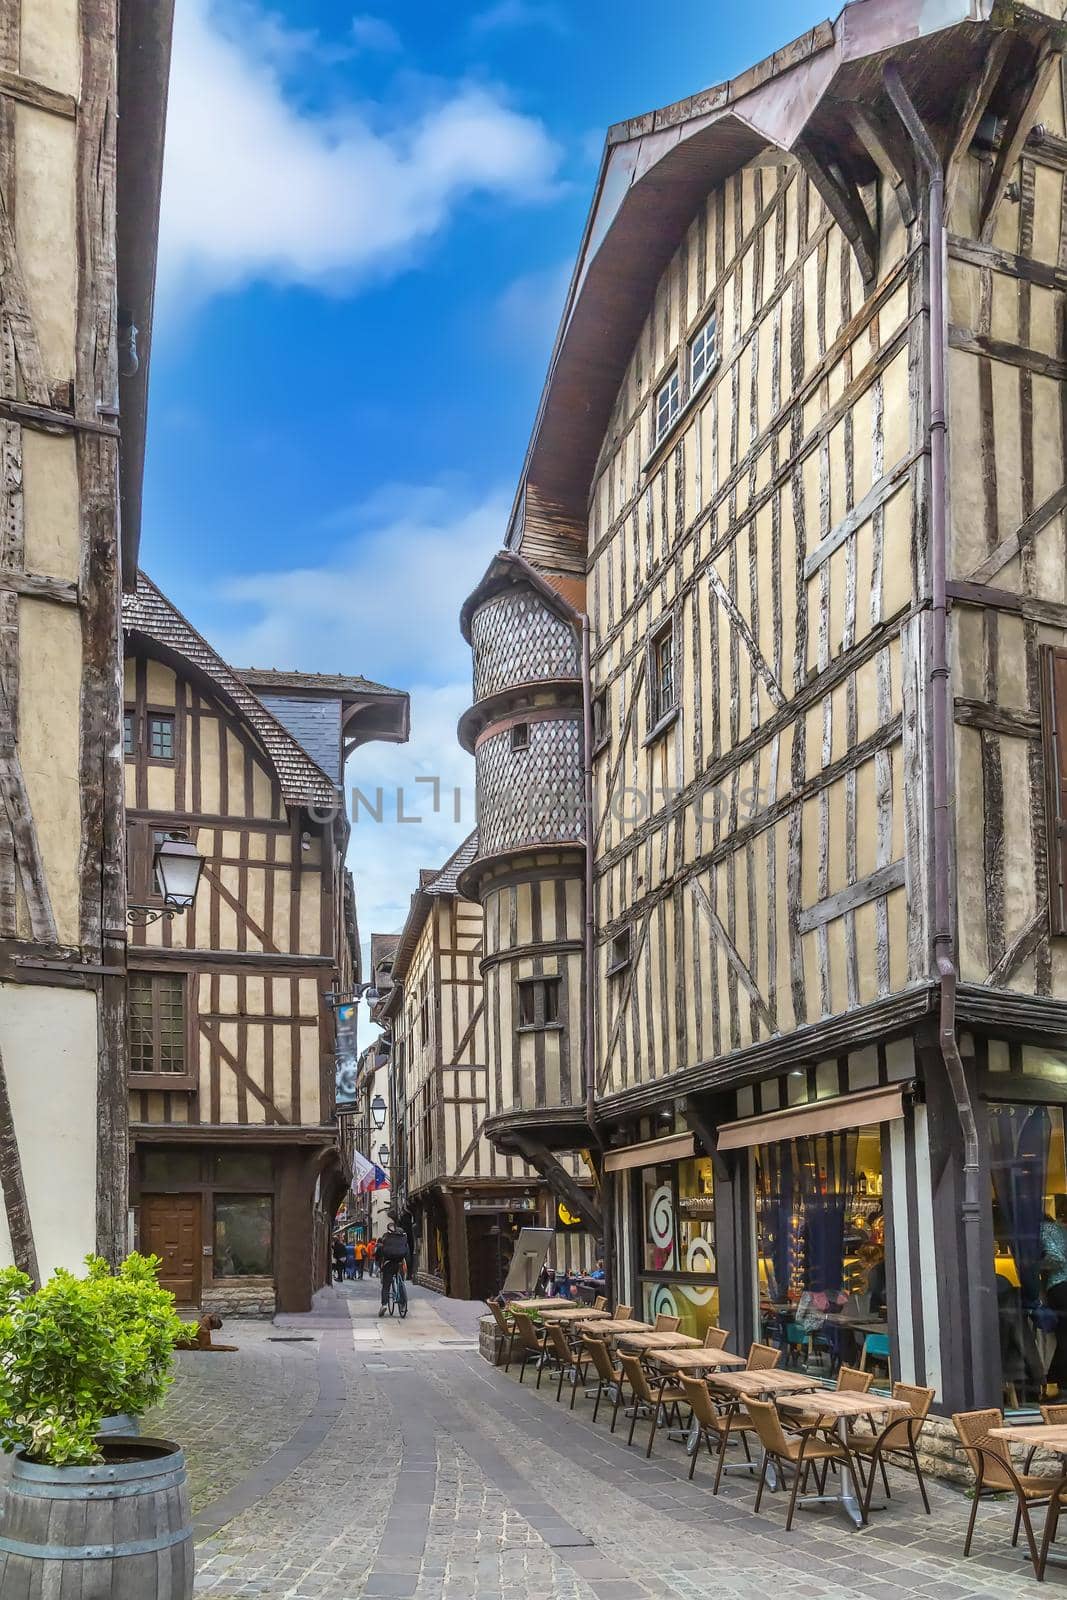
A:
[144,0,826,952]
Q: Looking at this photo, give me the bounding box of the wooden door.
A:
[141,1194,201,1305]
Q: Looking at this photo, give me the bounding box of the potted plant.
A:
[0,1253,194,1597]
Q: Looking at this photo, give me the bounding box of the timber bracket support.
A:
[508,1134,604,1238]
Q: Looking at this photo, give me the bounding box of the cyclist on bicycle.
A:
[377,1219,410,1317]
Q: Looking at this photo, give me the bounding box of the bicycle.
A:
[386,1269,408,1319]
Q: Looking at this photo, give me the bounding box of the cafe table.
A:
[776,1388,912,1528]
[703,1369,823,1478]
[535,1304,611,1322]
[988,1424,1067,1568]
[647,1346,746,1445]
[578,1317,651,1337]
[616,1330,701,1352]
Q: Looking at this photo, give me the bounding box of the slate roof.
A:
[239,669,399,697]
[123,573,339,809]
[253,690,343,782]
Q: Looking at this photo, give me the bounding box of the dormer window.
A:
[654,372,680,446]
[689,314,718,394]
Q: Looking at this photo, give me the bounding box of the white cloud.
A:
[351,13,402,52]
[158,0,562,303]
[217,478,505,685]
[495,257,570,363]
[211,478,503,957]
[471,0,567,35]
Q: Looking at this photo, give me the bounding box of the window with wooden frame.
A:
[510,722,529,752]
[1042,645,1067,933]
[123,711,134,757]
[516,975,561,1031]
[128,972,195,1085]
[653,370,680,447]
[688,313,718,395]
[648,618,677,731]
[148,713,175,761]
[607,926,632,977]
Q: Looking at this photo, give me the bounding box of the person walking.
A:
[354,1239,365,1280]
[345,1239,356,1280]
[365,1238,376,1279]
[332,1236,347,1284]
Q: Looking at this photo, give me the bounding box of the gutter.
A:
[884,64,988,1401]
[581,613,599,1146]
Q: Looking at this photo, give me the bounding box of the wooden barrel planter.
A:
[0,1436,193,1597]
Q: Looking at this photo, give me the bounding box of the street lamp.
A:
[370,1093,387,1130]
[378,1143,390,1169]
[127,832,205,926]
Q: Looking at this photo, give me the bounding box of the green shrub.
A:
[0,1253,186,1466]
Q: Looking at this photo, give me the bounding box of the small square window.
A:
[148,714,174,761]
[123,711,134,757]
[511,722,529,752]
[654,372,680,446]
[516,976,562,1032]
[689,314,717,394]
[608,928,631,976]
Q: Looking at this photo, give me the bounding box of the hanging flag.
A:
[352,1151,390,1194]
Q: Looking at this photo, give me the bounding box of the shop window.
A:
[213,1152,273,1186]
[213,1194,273,1277]
[754,1124,888,1383]
[989,1100,1067,1408]
[635,1156,718,1339]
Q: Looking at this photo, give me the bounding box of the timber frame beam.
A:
[978,35,1063,240]
[793,135,877,289]
[507,1134,603,1238]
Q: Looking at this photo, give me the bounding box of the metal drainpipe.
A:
[581,612,612,1293]
[884,64,988,1402]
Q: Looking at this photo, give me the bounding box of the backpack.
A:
[378,1229,408,1263]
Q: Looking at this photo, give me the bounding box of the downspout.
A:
[884,64,987,1400]
[581,612,614,1295]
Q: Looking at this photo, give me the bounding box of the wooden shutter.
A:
[1041,646,1067,934]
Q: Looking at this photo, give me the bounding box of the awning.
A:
[603,1132,696,1173]
[716,1083,907,1152]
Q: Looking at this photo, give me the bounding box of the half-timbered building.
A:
[462,0,1067,1412]
[0,0,172,1281]
[122,573,408,1314]
[381,834,594,1300]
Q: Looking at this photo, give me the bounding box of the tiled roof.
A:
[123,572,339,809]
[427,831,479,896]
[385,832,479,989]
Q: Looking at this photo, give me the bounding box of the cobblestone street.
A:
[136,1282,1067,1599]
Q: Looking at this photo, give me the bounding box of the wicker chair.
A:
[543,1321,590,1408]
[654,1313,680,1333]
[678,1373,756,1491]
[614,1304,633,1321]
[1024,1405,1067,1475]
[846,1382,934,1516]
[486,1299,515,1370]
[593,1295,607,1310]
[953,1408,1067,1576]
[746,1396,863,1530]
[509,1311,546,1384]
[703,1325,729,1351]
[746,1341,783,1371]
[615,1352,688,1456]
[583,1336,624,1425]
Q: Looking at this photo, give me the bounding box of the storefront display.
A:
[988,1101,1067,1407]
[755,1124,889,1379]
[635,1155,719,1336]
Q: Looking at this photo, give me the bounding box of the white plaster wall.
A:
[0,982,99,1276]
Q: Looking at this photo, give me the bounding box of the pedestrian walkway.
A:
[138,1284,1066,1598]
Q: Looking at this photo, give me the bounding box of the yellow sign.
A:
[557,1200,581,1227]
